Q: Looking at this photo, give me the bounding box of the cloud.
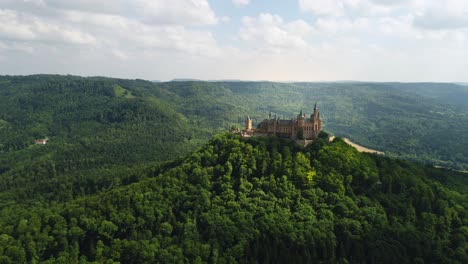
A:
[0,9,96,44]
[0,40,34,53]
[232,0,250,7]
[299,0,468,31]
[0,0,218,25]
[298,0,395,17]
[414,13,468,30]
[412,1,468,30]
[369,0,407,6]
[0,0,226,81]
[233,9,468,81]
[0,0,222,57]
[135,0,218,25]
[51,9,221,57]
[240,13,313,51]
[298,0,468,42]
[298,0,345,16]
[1,0,468,81]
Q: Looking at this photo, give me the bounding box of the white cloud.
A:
[136,0,218,25]
[0,0,227,81]
[414,12,468,30]
[0,0,218,25]
[233,8,468,81]
[0,40,35,54]
[240,13,313,51]
[1,0,468,81]
[370,0,407,5]
[299,0,345,16]
[232,0,250,7]
[299,0,468,31]
[412,0,468,30]
[298,0,468,45]
[0,0,222,57]
[298,0,394,17]
[110,49,129,60]
[52,9,221,57]
[0,9,96,44]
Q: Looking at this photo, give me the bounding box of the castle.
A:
[242,104,323,140]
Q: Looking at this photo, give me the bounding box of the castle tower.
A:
[297,109,305,128]
[311,103,322,133]
[313,103,319,118]
[245,115,252,130]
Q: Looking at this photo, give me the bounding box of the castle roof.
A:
[278,120,293,125]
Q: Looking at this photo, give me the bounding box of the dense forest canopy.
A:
[0,133,466,263]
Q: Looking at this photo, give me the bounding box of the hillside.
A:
[1,75,468,208]
[0,75,209,206]
[133,79,468,170]
[0,133,466,263]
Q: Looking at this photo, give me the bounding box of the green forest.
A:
[0,133,467,263]
[1,75,468,175]
[0,75,467,263]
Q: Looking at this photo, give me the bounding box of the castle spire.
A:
[314,102,317,111]
[298,109,303,118]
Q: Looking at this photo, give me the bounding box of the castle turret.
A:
[313,103,319,118]
[311,103,322,134]
[245,115,252,130]
[297,109,305,128]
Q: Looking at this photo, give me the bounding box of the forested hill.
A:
[0,75,214,207]
[1,75,468,209]
[2,75,468,174]
[0,133,466,263]
[0,73,466,264]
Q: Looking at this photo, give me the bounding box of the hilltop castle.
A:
[242,103,322,140]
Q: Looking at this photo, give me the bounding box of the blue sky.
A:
[0,0,467,81]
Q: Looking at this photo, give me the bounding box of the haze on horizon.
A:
[1,0,468,82]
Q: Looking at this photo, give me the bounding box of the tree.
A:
[297,129,304,140]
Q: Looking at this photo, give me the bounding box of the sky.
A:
[0,0,468,82]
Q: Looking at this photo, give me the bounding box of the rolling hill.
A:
[1,75,468,207]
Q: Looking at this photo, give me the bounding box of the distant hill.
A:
[170,78,203,82]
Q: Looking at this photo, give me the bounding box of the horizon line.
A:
[1,73,467,85]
